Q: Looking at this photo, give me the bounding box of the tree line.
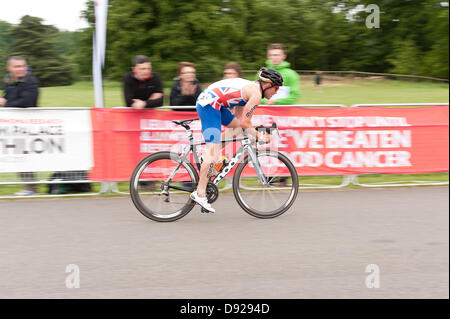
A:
[0,16,77,86]
[0,0,448,87]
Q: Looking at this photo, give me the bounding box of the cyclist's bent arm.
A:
[239,116,258,139]
[238,85,262,139]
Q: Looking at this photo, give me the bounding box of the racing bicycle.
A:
[130,118,298,222]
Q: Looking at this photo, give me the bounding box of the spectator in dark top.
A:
[123,55,163,109]
[223,62,242,79]
[170,62,202,111]
[0,56,38,108]
[0,56,39,196]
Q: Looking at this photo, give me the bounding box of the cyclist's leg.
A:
[220,113,242,188]
[220,108,241,148]
[196,104,222,197]
[197,142,221,197]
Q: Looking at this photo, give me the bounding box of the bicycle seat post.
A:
[172,118,198,144]
[184,125,194,144]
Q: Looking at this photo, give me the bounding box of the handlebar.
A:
[254,122,278,144]
[255,122,278,134]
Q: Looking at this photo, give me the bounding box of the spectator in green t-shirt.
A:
[261,43,300,105]
[260,44,300,185]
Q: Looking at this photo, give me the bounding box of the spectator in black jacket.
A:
[1,56,39,196]
[170,62,202,112]
[123,55,163,109]
[0,56,38,108]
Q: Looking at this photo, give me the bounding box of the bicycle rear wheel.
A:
[232,149,298,218]
[130,151,198,222]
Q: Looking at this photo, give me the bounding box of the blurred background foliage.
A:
[0,0,448,86]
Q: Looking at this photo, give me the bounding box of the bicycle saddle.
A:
[172,118,199,126]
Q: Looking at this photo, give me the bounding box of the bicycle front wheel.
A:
[233,149,299,218]
[130,151,198,222]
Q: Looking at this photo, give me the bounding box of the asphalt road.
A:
[0,187,448,299]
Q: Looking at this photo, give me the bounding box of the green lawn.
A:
[1,172,448,198]
[38,81,124,108]
[99,172,449,195]
[298,78,449,105]
[37,78,449,108]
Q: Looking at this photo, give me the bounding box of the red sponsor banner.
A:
[253,105,449,176]
[89,106,449,181]
[89,108,201,181]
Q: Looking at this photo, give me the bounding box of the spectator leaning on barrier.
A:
[261,43,300,105]
[0,56,39,196]
[123,55,164,109]
[170,62,202,112]
[223,62,242,79]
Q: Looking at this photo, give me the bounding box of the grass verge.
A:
[0,173,447,198]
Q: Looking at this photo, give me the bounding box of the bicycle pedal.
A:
[201,208,213,214]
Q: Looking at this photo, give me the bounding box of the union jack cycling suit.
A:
[196,78,255,143]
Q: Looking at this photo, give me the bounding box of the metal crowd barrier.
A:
[0,107,103,198]
[1,104,448,199]
[262,104,354,189]
[350,103,450,107]
[0,172,104,199]
[108,104,350,195]
[349,103,449,187]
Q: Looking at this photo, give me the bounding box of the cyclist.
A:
[190,67,283,212]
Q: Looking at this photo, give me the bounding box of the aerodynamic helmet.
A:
[257,67,283,86]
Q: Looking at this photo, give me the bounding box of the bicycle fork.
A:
[160,145,192,199]
[210,143,268,186]
[246,146,268,185]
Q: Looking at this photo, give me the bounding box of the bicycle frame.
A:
[165,126,268,192]
[131,119,298,221]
